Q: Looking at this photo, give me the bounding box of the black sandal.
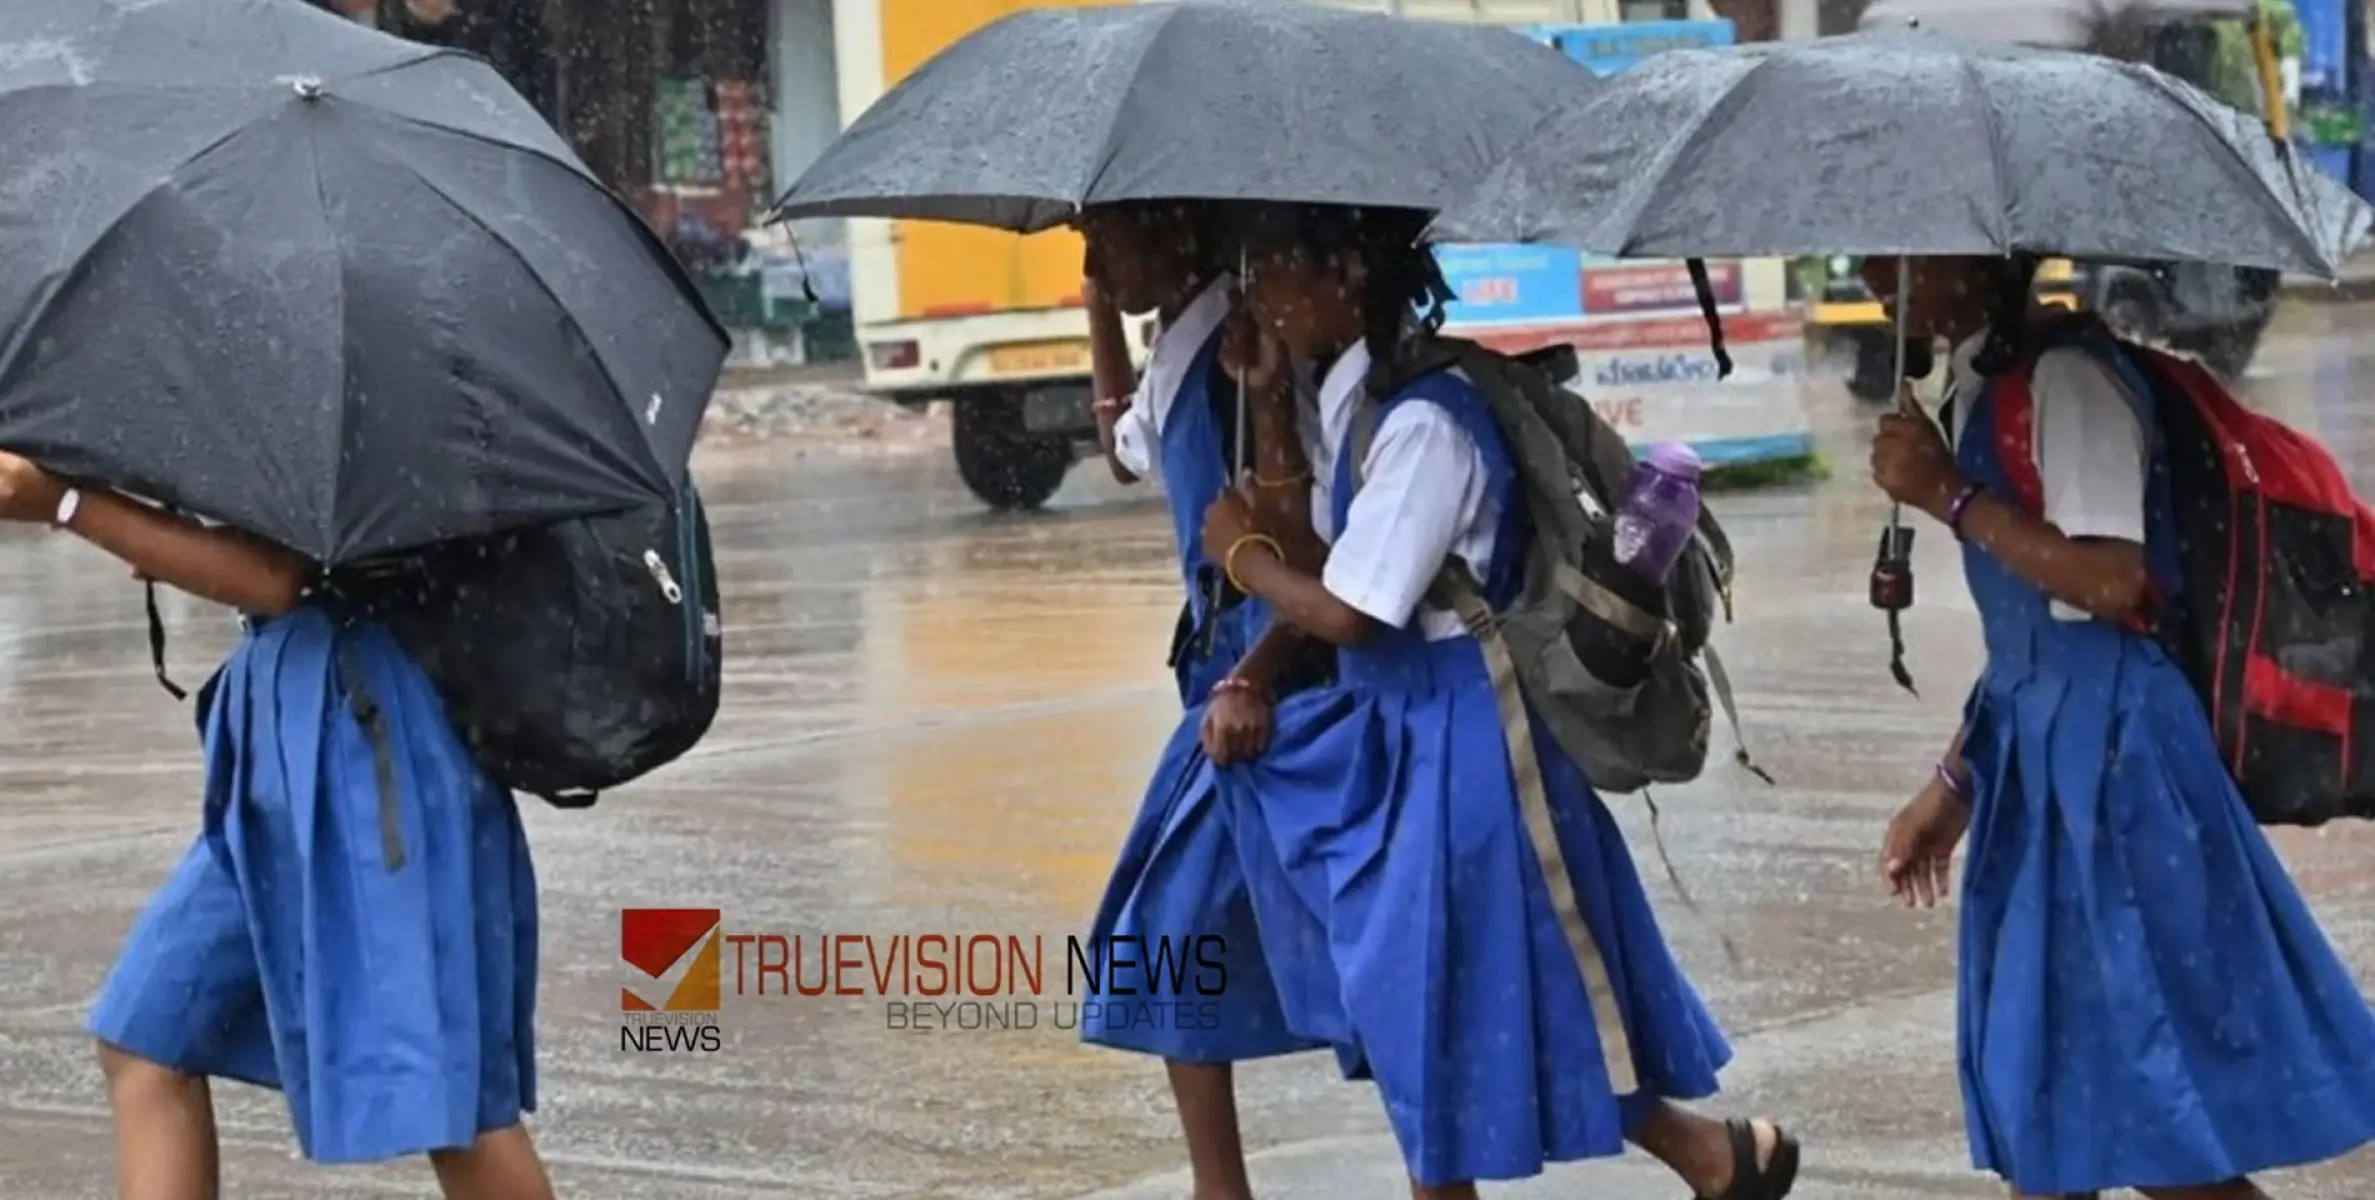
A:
[1694,1118,1800,1200]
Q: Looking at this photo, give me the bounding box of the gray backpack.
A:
[1355,337,1760,795]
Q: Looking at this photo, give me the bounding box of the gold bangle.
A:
[1223,533,1284,593]
[1249,469,1312,489]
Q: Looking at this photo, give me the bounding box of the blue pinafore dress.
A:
[90,606,537,1164]
[1081,325,1328,1064]
[1228,371,1732,1186]
[1953,367,2375,1194]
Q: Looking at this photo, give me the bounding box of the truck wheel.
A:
[952,391,1072,511]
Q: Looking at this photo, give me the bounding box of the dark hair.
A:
[1969,253,2044,376]
[1104,200,1230,286]
[1225,203,1452,398]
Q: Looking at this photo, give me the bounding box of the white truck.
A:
[829,0,1157,510]
[828,0,1625,509]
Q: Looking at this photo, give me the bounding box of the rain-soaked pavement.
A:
[8,301,2375,1199]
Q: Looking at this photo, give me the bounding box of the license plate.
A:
[985,340,1089,376]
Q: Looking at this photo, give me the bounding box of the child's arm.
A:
[1219,618,1310,691]
[0,454,308,614]
[1944,496,2148,621]
[1222,400,1477,646]
[1875,356,2150,622]
[1086,284,1145,485]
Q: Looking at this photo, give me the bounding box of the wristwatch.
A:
[52,486,81,528]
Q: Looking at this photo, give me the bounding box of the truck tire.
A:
[952,391,1073,511]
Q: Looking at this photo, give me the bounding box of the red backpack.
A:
[1992,318,2375,826]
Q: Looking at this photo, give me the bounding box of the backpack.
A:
[1359,337,1759,795]
[1993,319,2375,826]
[327,483,724,808]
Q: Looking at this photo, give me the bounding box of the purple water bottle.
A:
[1610,442,1703,584]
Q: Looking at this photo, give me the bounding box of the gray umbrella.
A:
[0,0,725,565]
[769,0,1596,232]
[1427,31,2369,277]
[1857,0,2254,49]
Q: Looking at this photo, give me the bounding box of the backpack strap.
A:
[1347,361,1639,1093]
[1430,561,1639,1095]
[333,638,408,872]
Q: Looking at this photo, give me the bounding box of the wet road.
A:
[8,302,2375,1198]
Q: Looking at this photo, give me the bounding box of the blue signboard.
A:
[1543,18,1736,74]
[1433,20,1736,327]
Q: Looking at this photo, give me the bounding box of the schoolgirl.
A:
[1867,254,2375,1200]
[0,452,552,1198]
[1202,202,1796,1200]
[1075,201,1333,1200]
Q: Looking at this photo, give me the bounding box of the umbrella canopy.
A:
[1427,31,2370,277]
[1857,0,2255,49]
[770,0,1597,232]
[0,0,726,565]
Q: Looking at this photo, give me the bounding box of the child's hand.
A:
[0,451,65,525]
[1880,776,1969,908]
[1200,683,1272,765]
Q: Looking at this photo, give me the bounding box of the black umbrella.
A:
[769,0,1597,231]
[0,0,726,565]
[1427,30,2371,277]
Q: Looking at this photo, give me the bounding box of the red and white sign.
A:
[1461,311,1811,461]
[1581,261,1743,318]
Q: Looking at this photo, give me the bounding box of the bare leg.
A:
[1409,1180,1479,1200]
[98,1042,220,1200]
[430,1125,556,1200]
[1629,1100,1786,1196]
[1167,1061,1255,1200]
[2139,1182,2268,1200]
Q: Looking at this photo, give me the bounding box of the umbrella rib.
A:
[2133,65,2337,275]
[1957,55,2014,254]
[304,116,351,560]
[1072,7,1189,210]
[0,118,258,393]
[385,157,662,488]
[1608,56,1760,255]
[355,105,723,341]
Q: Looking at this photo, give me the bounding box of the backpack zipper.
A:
[644,548,684,604]
[676,488,707,683]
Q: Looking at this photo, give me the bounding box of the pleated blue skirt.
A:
[1959,632,2375,1194]
[1229,633,1731,1186]
[89,608,537,1164]
[1080,709,1327,1063]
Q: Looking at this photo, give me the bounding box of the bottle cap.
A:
[1644,441,1702,481]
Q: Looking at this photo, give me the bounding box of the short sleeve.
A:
[2029,346,2147,545]
[1110,385,1157,479]
[1321,401,1483,629]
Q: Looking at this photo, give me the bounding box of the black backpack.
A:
[330,483,724,807]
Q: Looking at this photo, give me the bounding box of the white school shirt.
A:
[1109,276,1235,480]
[1312,342,1501,642]
[1944,331,2148,621]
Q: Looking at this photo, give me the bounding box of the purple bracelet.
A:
[1934,761,1970,802]
[1944,482,1984,540]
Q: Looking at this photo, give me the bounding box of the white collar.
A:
[1151,274,1232,364]
[1317,340,1374,437]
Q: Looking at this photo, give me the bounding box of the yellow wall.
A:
[878,0,1113,319]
